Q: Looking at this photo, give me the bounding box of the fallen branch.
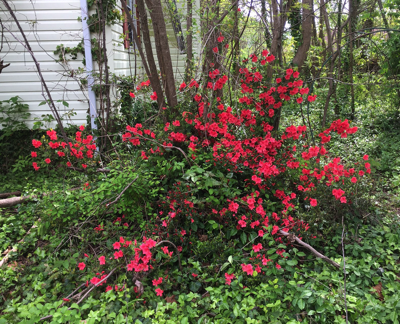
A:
[0,191,21,199]
[106,175,139,208]
[280,230,340,269]
[66,167,111,173]
[39,268,118,322]
[0,195,32,208]
[0,187,80,208]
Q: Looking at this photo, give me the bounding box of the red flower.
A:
[297,97,303,104]
[351,177,357,183]
[129,92,135,98]
[105,286,113,292]
[225,272,235,285]
[67,162,72,167]
[179,82,186,91]
[31,152,37,158]
[363,154,369,161]
[276,78,282,83]
[266,55,275,62]
[308,95,317,102]
[310,198,317,207]
[276,264,282,270]
[114,250,123,259]
[78,262,86,270]
[57,151,65,157]
[213,47,218,53]
[252,243,263,252]
[45,158,51,164]
[82,164,87,169]
[192,273,198,277]
[217,36,224,42]
[172,120,180,127]
[99,256,106,265]
[79,125,85,131]
[63,298,70,302]
[241,263,253,276]
[32,139,42,148]
[113,242,121,250]
[150,92,157,101]
[155,288,164,296]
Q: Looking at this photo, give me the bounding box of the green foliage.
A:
[0,96,30,137]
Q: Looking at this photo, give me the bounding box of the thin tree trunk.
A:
[145,0,178,108]
[267,0,282,80]
[99,0,112,134]
[185,0,193,82]
[334,0,343,116]
[261,0,271,48]
[121,0,165,108]
[292,0,312,68]
[349,0,357,120]
[377,0,390,38]
[321,0,334,128]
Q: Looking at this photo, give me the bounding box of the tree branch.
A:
[280,230,340,269]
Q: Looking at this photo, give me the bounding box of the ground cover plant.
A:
[1,46,400,324]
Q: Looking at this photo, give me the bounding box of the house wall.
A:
[0,0,201,129]
[0,0,89,128]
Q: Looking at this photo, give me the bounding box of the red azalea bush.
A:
[30,125,97,172]
[29,49,371,295]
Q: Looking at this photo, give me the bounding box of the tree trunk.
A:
[267,0,282,79]
[334,0,343,116]
[123,0,165,108]
[261,0,271,48]
[292,0,312,69]
[145,0,178,108]
[377,0,390,38]
[321,0,334,128]
[99,0,112,135]
[348,0,357,120]
[185,0,193,81]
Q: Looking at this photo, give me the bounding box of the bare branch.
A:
[279,230,340,269]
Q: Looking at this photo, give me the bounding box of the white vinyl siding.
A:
[0,0,200,129]
[0,0,88,128]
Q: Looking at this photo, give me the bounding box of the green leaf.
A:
[287,260,298,266]
[297,299,305,310]
[240,232,247,245]
[220,262,229,272]
[189,281,202,292]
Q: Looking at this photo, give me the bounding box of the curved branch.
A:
[279,230,340,269]
[156,240,182,271]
